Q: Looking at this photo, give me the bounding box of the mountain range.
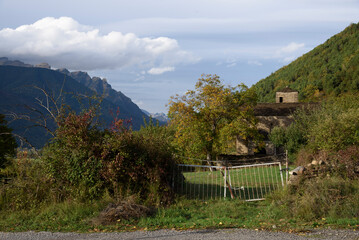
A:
[0,61,153,148]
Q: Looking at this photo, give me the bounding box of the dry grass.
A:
[92,199,155,225]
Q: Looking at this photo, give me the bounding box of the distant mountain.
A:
[0,57,33,68]
[254,23,359,102]
[141,109,151,116]
[56,69,148,125]
[0,65,148,148]
[141,109,169,123]
[151,113,169,123]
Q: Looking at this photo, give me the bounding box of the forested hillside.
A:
[254,23,359,102]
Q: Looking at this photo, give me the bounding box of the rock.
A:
[35,63,51,69]
[311,160,319,165]
[289,166,306,175]
[288,166,306,186]
[57,68,70,75]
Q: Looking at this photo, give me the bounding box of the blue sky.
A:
[0,0,358,113]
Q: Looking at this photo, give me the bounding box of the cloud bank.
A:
[0,17,198,72]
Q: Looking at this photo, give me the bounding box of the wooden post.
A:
[221,167,235,199]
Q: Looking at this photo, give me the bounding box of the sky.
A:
[0,0,358,113]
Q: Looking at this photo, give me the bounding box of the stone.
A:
[289,166,306,175]
[311,160,319,165]
[35,63,51,69]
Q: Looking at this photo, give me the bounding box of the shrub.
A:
[307,108,359,151]
[0,114,17,169]
[42,110,104,201]
[268,177,359,221]
[101,119,176,205]
[0,158,53,211]
[41,111,177,205]
[270,95,359,159]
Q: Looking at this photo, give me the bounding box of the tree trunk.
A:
[206,152,213,171]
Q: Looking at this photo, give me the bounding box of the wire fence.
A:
[173,162,284,201]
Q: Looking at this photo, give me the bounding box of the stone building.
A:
[236,87,317,155]
[275,87,298,103]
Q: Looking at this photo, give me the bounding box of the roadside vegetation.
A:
[1,75,359,232]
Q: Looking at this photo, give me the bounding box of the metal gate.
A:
[173,162,284,201]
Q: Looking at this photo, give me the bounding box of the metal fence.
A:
[173,162,284,201]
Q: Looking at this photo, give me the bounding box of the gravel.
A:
[1,229,359,240]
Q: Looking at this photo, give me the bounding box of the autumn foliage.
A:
[168,74,261,161]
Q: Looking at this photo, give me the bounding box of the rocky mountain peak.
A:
[35,63,51,69]
[0,57,33,67]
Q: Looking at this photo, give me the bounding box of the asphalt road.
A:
[1,229,359,240]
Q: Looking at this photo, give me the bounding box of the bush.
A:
[101,119,176,205]
[307,108,359,151]
[0,114,17,169]
[42,110,104,201]
[41,111,176,205]
[269,95,359,159]
[268,177,359,221]
[0,158,53,211]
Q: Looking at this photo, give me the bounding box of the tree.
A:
[168,74,260,162]
[0,114,17,168]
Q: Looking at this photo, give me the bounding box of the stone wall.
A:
[276,91,298,103]
[235,102,318,155]
[256,115,294,135]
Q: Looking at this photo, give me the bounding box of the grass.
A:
[1,159,359,233]
[177,164,283,200]
[0,200,109,232]
[1,197,358,233]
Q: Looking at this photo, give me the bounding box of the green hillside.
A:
[254,23,359,102]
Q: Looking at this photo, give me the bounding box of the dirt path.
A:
[1,228,358,240]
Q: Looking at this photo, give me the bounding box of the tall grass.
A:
[267,177,359,222]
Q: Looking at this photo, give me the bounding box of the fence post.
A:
[279,162,284,187]
[285,150,288,185]
[224,167,227,198]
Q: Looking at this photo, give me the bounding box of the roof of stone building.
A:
[277,87,298,93]
[254,102,319,116]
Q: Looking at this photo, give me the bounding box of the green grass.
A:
[0,200,109,232]
[1,195,359,232]
[177,165,284,200]
[2,197,359,233]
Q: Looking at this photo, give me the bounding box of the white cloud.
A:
[134,75,145,82]
[132,100,144,107]
[148,66,175,75]
[0,17,198,71]
[226,62,237,68]
[248,60,263,66]
[273,42,306,63]
[282,57,295,63]
[279,42,305,54]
